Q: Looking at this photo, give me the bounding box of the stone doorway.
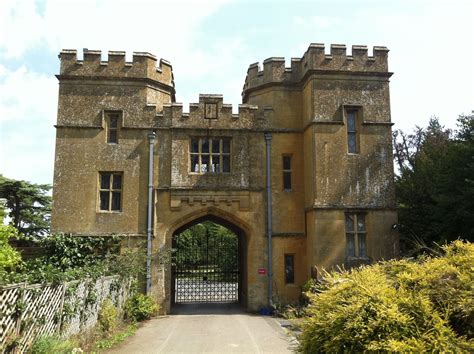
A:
[171,216,246,306]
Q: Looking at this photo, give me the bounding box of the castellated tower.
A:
[52,44,398,313]
[242,44,398,274]
[52,49,174,236]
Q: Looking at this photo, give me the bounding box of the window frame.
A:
[98,172,123,212]
[344,106,362,154]
[105,111,122,144]
[189,137,231,174]
[345,212,367,258]
[282,154,292,191]
[284,254,295,284]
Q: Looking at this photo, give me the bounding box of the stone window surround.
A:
[98,172,123,212]
[104,110,122,144]
[189,137,231,174]
[343,104,363,155]
[345,212,367,258]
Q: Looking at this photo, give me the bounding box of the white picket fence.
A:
[0,276,131,353]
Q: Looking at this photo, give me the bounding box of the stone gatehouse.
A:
[51,43,399,313]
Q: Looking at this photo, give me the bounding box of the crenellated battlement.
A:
[58,49,174,88]
[243,43,390,94]
[156,94,262,129]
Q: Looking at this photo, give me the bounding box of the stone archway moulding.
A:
[165,206,253,241]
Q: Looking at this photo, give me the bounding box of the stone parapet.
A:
[58,49,174,87]
[243,43,390,94]
[156,94,262,129]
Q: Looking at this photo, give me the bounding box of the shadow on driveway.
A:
[171,302,244,315]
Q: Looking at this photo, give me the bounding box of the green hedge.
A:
[299,241,474,353]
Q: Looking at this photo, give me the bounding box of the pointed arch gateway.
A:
[170,212,248,307]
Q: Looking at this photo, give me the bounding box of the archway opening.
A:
[171,215,246,307]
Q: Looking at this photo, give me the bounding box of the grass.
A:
[93,323,138,351]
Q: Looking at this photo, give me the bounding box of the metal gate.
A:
[173,224,239,303]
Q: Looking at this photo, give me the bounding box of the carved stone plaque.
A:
[204,103,218,119]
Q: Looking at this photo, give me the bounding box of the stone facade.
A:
[52,44,399,313]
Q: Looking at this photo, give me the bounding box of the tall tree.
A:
[0,175,52,236]
[393,114,474,250]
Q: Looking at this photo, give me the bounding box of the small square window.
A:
[98,172,123,212]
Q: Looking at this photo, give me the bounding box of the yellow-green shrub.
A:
[0,225,22,269]
[299,241,474,353]
[98,298,118,333]
[124,294,158,322]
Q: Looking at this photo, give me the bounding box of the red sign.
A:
[258,268,267,275]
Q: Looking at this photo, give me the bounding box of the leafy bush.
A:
[0,234,150,285]
[299,241,474,353]
[98,298,118,333]
[37,233,121,270]
[0,225,22,270]
[30,335,79,354]
[124,293,159,322]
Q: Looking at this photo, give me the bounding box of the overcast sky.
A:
[0,0,473,185]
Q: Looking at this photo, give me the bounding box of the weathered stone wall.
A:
[52,127,149,235]
[243,43,398,293]
[272,236,307,302]
[306,209,399,272]
[52,49,174,236]
[52,43,398,312]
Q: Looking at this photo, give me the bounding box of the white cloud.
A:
[0,65,57,123]
[0,0,232,60]
[293,15,341,30]
[0,65,57,183]
[0,0,46,58]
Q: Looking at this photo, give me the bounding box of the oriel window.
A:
[190,138,231,174]
[99,172,123,211]
[345,213,367,257]
[283,155,292,190]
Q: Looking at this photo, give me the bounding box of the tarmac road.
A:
[107,303,295,353]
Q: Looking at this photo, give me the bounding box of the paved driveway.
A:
[107,304,295,353]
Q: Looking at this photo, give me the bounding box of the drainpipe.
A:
[146,131,156,294]
[264,132,273,307]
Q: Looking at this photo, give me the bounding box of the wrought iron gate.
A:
[173,224,239,303]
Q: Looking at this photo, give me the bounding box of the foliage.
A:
[0,225,22,270]
[174,221,238,271]
[298,241,474,353]
[0,234,148,285]
[94,323,137,350]
[393,114,474,252]
[98,298,118,333]
[124,293,159,322]
[0,197,6,221]
[0,175,52,236]
[36,233,121,271]
[30,335,79,354]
